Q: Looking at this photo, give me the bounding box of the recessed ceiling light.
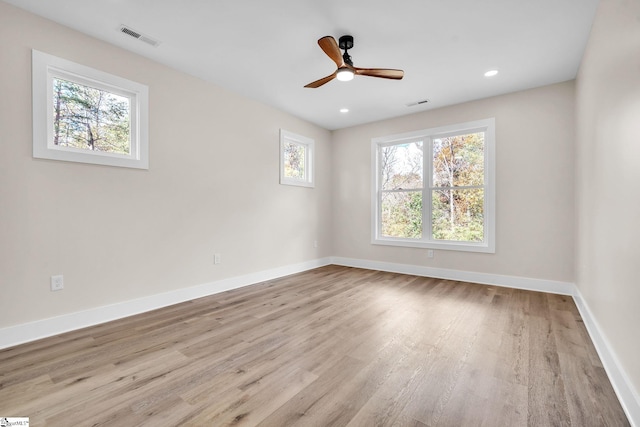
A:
[340,108,349,113]
[484,69,499,77]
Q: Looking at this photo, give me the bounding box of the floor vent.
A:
[119,25,160,47]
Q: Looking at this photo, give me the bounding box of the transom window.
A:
[372,118,495,253]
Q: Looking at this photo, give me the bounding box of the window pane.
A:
[283,142,305,179]
[52,78,131,154]
[433,132,484,187]
[381,191,422,238]
[432,188,484,242]
[381,141,423,190]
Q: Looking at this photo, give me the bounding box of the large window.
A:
[32,50,149,169]
[372,118,495,252]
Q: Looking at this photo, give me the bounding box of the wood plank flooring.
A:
[0,265,629,426]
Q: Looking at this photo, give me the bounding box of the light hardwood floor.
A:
[0,266,629,426]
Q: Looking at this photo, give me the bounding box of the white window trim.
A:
[371,118,495,253]
[32,50,149,169]
[279,129,314,188]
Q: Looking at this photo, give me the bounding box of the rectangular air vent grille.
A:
[119,25,160,47]
[406,99,430,107]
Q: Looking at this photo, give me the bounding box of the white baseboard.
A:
[331,256,639,426]
[0,257,332,350]
[573,289,640,427]
[330,256,576,295]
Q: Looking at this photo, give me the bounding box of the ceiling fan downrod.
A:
[339,35,354,66]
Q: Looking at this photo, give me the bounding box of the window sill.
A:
[372,237,495,253]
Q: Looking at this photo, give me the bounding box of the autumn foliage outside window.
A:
[283,141,306,180]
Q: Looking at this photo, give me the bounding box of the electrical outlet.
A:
[214,253,221,264]
[427,250,434,258]
[51,275,64,291]
[314,240,318,248]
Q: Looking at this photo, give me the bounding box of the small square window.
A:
[32,50,149,169]
[280,129,314,187]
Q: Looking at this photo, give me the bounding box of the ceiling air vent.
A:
[406,99,430,107]
[119,25,160,47]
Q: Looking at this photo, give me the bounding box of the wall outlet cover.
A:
[51,275,64,291]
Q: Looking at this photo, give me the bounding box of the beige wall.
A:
[0,2,332,327]
[575,0,640,402]
[331,82,575,282]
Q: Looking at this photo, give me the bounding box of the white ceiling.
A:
[5,0,599,130]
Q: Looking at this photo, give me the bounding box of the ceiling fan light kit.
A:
[304,35,404,88]
[336,67,354,81]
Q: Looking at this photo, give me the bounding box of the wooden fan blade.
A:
[304,72,337,88]
[317,36,344,68]
[354,68,404,80]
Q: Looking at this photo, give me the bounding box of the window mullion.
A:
[424,136,432,243]
[377,145,383,239]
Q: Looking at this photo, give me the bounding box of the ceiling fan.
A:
[304,35,404,88]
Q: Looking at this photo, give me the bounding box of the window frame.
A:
[371,118,495,253]
[32,49,149,169]
[279,129,314,188]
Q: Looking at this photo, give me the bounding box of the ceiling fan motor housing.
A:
[338,35,354,50]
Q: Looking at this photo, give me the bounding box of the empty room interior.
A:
[0,0,639,425]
